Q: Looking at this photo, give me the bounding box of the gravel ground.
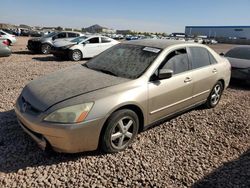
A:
[0,37,249,187]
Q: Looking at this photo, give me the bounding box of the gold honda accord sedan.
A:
[15,40,231,153]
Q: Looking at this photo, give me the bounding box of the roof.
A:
[186,26,250,29]
[123,39,186,49]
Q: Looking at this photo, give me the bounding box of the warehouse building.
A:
[185,26,250,39]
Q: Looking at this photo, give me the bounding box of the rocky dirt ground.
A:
[0,37,249,187]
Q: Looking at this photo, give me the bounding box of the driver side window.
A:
[161,48,189,75]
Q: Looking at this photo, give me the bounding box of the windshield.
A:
[71,36,88,43]
[225,47,250,60]
[85,43,161,79]
[44,32,57,38]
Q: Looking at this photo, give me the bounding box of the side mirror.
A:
[52,36,56,41]
[158,69,173,80]
[220,52,225,56]
[83,41,90,45]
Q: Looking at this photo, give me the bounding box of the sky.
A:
[1,0,250,33]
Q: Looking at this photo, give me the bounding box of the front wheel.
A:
[205,81,223,108]
[41,44,51,54]
[100,109,139,153]
[69,50,82,61]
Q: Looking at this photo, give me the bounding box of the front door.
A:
[148,48,194,124]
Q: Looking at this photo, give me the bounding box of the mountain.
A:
[83,24,108,33]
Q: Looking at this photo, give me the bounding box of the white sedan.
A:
[51,35,119,61]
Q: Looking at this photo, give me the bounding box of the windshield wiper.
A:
[83,65,117,77]
[92,68,117,77]
[97,69,117,77]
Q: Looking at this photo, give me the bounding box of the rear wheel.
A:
[41,44,51,54]
[101,109,139,153]
[205,81,223,108]
[69,50,82,61]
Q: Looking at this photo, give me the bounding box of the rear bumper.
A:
[51,48,69,57]
[15,104,105,153]
[0,47,11,57]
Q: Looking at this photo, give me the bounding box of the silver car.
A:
[15,40,231,153]
[0,30,17,45]
[27,31,84,54]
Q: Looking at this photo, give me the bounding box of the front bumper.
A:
[15,104,105,153]
[27,40,41,51]
[231,68,250,80]
[51,47,69,57]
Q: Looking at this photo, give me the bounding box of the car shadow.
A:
[0,109,103,173]
[12,50,39,55]
[192,149,250,188]
[229,79,250,90]
[32,56,66,62]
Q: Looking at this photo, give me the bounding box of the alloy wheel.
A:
[211,84,222,106]
[110,117,135,149]
[72,50,81,61]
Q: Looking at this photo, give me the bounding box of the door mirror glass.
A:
[158,69,173,79]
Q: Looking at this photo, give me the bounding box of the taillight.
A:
[3,40,9,46]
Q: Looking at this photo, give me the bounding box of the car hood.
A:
[226,57,250,69]
[22,65,129,112]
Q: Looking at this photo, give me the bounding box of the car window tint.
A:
[68,33,78,38]
[57,32,66,38]
[0,31,6,35]
[87,37,99,43]
[101,37,111,43]
[225,47,250,60]
[189,47,211,69]
[162,48,189,74]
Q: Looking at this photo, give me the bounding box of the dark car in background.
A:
[27,31,83,54]
[224,46,250,82]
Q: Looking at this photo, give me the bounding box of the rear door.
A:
[187,47,219,103]
[148,48,194,124]
[67,32,80,40]
[99,37,114,52]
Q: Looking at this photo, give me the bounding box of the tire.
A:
[205,81,223,108]
[100,109,139,153]
[41,44,51,54]
[69,50,82,61]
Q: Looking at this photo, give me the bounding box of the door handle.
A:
[184,77,192,83]
[212,68,217,73]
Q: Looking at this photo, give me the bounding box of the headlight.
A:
[44,103,94,123]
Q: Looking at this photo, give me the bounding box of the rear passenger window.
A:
[101,37,111,43]
[161,48,189,74]
[68,33,78,38]
[189,47,211,69]
[208,52,217,64]
[87,37,99,43]
[57,32,66,38]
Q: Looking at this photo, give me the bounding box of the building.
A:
[185,26,250,39]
